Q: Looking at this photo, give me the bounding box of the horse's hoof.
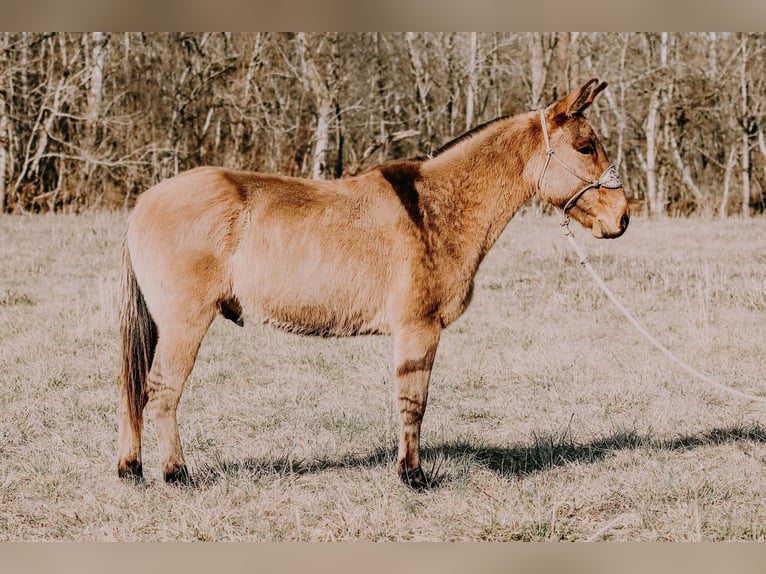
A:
[118,460,143,482]
[164,465,192,485]
[399,466,430,491]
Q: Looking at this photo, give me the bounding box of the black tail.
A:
[118,239,157,435]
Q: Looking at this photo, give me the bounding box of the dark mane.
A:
[430,115,511,157]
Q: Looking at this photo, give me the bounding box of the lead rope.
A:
[561,221,766,406]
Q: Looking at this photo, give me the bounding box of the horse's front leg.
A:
[393,320,441,489]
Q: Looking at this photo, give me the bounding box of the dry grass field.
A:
[1,211,765,541]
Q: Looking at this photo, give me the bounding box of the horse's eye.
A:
[578,146,595,155]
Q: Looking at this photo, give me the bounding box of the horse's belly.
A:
[259,301,388,337]
[247,286,389,337]
[232,252,391,337]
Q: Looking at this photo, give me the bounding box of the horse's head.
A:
[536,79,629,239]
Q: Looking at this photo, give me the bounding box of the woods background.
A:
[0,32,764,217]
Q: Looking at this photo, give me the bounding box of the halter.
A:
[537,108,623,225]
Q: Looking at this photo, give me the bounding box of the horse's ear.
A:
[552,78,608,117]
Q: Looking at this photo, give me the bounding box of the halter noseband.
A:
[537,108,623,224]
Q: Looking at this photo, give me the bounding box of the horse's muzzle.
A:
[594,211,629,239]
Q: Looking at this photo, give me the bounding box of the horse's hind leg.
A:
[393,320,441,489]
[147,313,214,483]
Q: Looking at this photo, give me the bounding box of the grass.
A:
[1,211,765,541]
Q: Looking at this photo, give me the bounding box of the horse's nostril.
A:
[620,214,630,231]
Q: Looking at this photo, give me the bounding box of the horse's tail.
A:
[118,238,157,435]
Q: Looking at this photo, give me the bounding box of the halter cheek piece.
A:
[537,108,623,225]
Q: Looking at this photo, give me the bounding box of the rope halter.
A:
[537,108,623,225]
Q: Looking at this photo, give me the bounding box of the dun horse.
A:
[117,79,629,488]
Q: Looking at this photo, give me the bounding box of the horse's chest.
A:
[436,279,475,327]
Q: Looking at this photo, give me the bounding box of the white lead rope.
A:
[562,222,766,406]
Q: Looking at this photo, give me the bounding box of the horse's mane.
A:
[429,115,511,158]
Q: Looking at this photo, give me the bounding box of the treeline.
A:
[0,32,764,216]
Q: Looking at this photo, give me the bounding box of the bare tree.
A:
[739,33,752,217]
[86,32,107,127]
[635,33,673,218]
[406,32,434,151]
[528,32,557,109]
[465,32,478,130]
[0,32,764,215]
[640,82,665,217]
[0,87,7,212]
[721,147,738,218]
[297,32,339,180]
[233,32,264,163]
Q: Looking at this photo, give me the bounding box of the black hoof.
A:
[400,466,430,491]
[164,465,192,485]
[118,460,144,483]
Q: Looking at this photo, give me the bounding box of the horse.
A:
[117,79,629,489]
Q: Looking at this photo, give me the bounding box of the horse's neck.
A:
[420,115,540,278]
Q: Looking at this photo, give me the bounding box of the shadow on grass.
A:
[190,423,766,489]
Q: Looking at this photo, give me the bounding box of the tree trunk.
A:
[489,33,501,118]
[0,90,7,212]
[554,32,572,99]
[297,32,337,180]
[528,32,556,214]
[740,33,751,217]
[588,33,629,176]
[373,32,388,163]
[661,33,705,212]
[720,147,737,219]
[29,77,65,179]
[311,108,331,179]
[660,31,669,68]
[444,33,457,137]
[668,127,704,212]
[334,101,343,178]
[84,32,107,182]
[20,32,29,101]
[235,32,263,157]
[529,33,551,109]
[87,32,107,126]
[707,32,718,78]
[741,132,751,217]
[406,32,433,151]
[644,86,664,217]
[465,32,478,131]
